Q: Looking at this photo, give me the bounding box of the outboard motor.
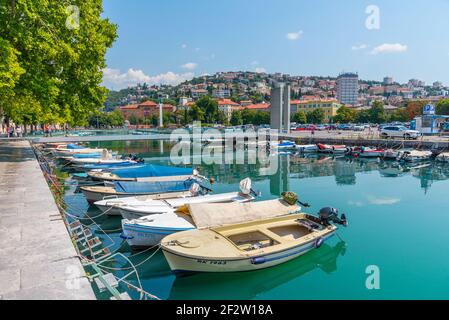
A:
[318,207,348,227]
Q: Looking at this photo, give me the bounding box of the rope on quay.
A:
[31,144,161,300]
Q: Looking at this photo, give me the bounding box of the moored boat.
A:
[435,152,449,163]
[87,164,197,182]
[399,150,432,163]
[160,200,347,273]
[116,178,255,220]
[295,144,318,153]
[351,146,385,158]
[80,178,203,204]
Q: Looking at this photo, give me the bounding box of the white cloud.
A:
[371,43,407,55]
[194,47,200,52]
[251,60,259,66]
[367,196,401,205]
[102,68,194,89]
[286,30,303,41]
[255,67,267,73]
[352,44,368,50]
[181,62,198,70]
[181,44,187,49]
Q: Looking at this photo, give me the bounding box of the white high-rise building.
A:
[337,72,359,105]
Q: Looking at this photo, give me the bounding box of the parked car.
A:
[380,126,421,140]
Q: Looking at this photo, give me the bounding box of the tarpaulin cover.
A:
[114,179,195,194]
[82,162,142,170]
[112,164,193,179]
[73,153,101,159]
[67,144,85,149]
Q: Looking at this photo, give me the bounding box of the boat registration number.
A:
[196,259,227,265]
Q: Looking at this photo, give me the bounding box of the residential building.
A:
[212,88,231,99]
[217,99,241,121]
[290,98,341,122]
[336,72,359,105]
[119,101,175,120]
[191,89,209,99]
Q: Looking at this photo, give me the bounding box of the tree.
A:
[307,109,325,124]
[368,101,387,123]
[230,111,243,126]
[389,108,408,122]
[0,1,117,126]
[436,98,449,115]
[404,100,424,120]
[253,111,270,125]
[292,111,307,124]
[195,96,219,123]
[188,105,205,121]
[333,106,356,123]
[109,109,124,127]
[241,109,256,124]
[356,110,370,123]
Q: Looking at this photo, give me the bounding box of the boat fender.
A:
[251,257,266,265]
[119,233,134,240]
[315,237,324,248]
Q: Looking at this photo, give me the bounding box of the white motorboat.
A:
[399,150,432,163]
[120,178,258,247]
[95,178,255,217]
[435,152,449,163]
[295,144,318,153]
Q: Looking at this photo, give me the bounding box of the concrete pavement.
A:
[0,140,96,300]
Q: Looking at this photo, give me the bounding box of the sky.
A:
[101,0,449,90]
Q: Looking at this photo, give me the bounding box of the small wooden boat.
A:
[117,178,255,220]
[399,150,432,163]
[435,152,449,163]
[80,179,201,204]
[351,146,385,158]
[87,164,196,182]
[160,200,347,273]
[120,192,257,247]
[317,143,347,154]
[295,144,318,153]
[383,149,404,160]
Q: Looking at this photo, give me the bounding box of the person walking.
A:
[8,126,14,138]
[16,126,22,138]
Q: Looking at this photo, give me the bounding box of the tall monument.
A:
[270,82,290,133]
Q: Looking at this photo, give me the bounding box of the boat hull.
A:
[162,233,335,273]
[122,220,193,248]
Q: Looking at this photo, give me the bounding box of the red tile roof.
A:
[217,99,240,106]
[245,103,270,110]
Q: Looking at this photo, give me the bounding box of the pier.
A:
[0,140,95,300]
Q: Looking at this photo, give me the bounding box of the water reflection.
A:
[168,241,347,300]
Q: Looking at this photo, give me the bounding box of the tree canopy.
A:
[0,0,117,126]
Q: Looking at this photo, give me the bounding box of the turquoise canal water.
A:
[61,140,449,299]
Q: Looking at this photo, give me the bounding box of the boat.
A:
[271,140,296,150]
[87,164,197,182]
[435,152,449,163]
[116,178,256,220]
[80,179,203,204]
[317,143,347,154]
[160,200,347,273]
[351,146,385,158]
[52,147,108,157]
[76,162,145,171]
[295,144,318,153]
[383,149,405,160]
[120,180,257,247]
[399,150,432,163]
